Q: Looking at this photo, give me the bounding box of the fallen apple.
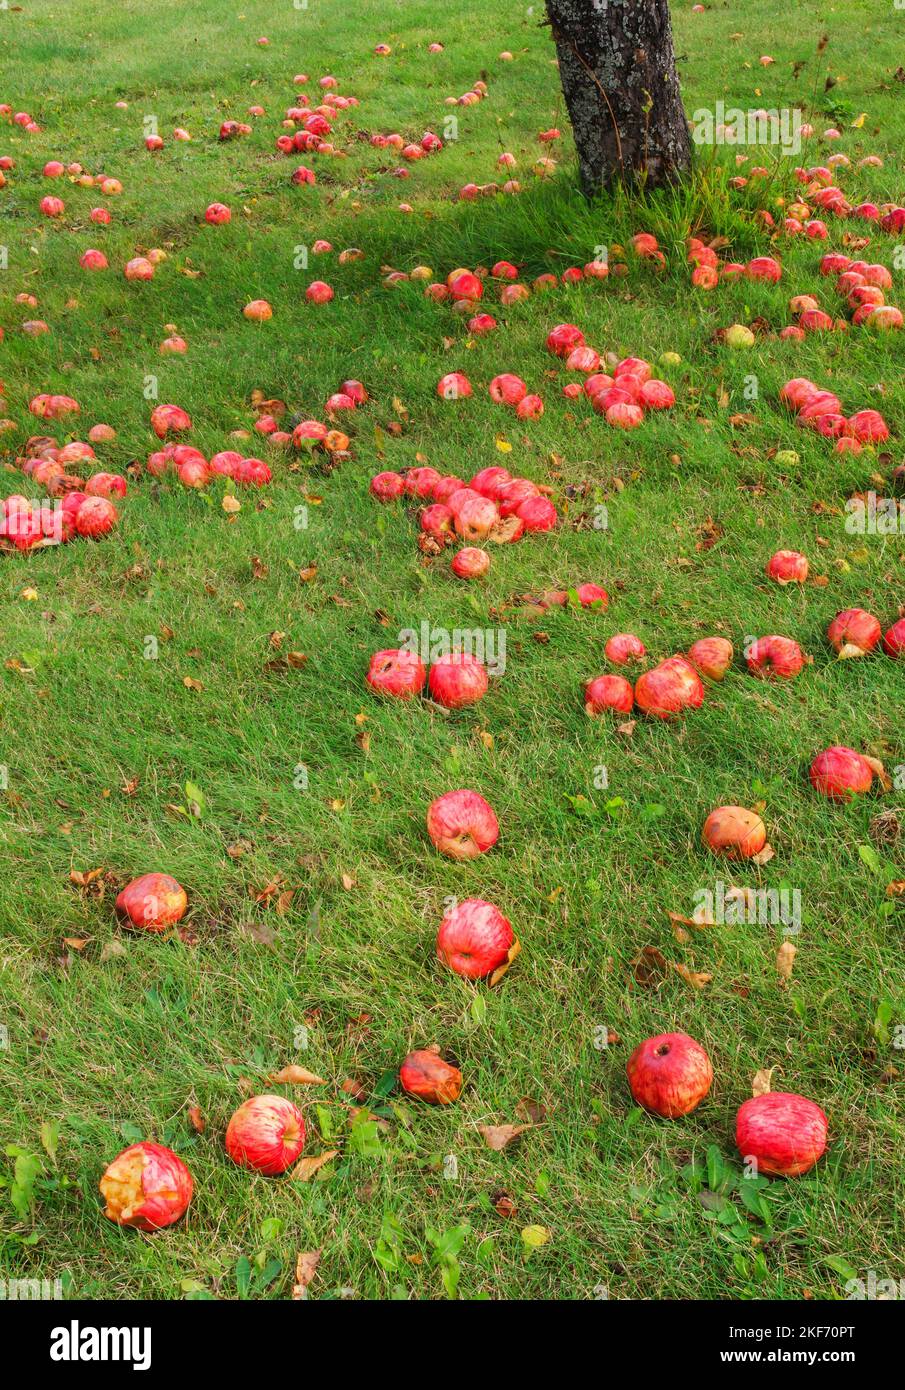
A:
[626,1032,713,1118]
[115,873,187,931]
[735,1092,828,1177]
[427,789,499,859]
[399,1049,462,1104]
[225,1095,306,1174]
[100,1142,193,1230]
[436,898,514,979]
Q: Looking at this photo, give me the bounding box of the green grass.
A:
[0,0,903,1301]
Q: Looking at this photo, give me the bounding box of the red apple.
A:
[605,633,646,664]
[735,1092,828,1176]
[115,873,187,931]
[545,322,585,357]
[437,372,472,401]
[366,649,426,699]
[766,550,808,584]
[827,608,881,658]
[687,637,733,681]
[399,1049,462,1104]
[489,373,527,406]
[454,494,498,540]
[451,547,490,579]
[100,1142,193,1230]
[627,1033,713,1117]
[150,403,192,438]
[428,652,489,708]
[225,1095,305,1174]
[584,674,634,715]
[746,635,806,680]
[809,746,875,800]
[882,618,905,657]
[634,657,704,717]
[426,789,499,859]
[74,496,118,537]
[436,898,514,978]
[86,472,127,500]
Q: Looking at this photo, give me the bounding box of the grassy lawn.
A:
[1,0,903,1301]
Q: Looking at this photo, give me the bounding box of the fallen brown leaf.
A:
[292,1250,321,1299]
[290,1151,338,1182]
[269,1065,326,1086]
[478,1124,531,1151]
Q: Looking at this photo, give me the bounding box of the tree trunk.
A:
[545,0,692,195]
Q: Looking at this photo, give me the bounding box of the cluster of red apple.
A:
[626,1033,828,1178]
[689,242,783,290]
[818,252,902,332]
[0,103,41,133]
[369,462,558,566]
[146,445,272,489]
[0,490,117,549]
[780,377,890,451]
[367,649,489,709]
[549,329,676,427]
[2,433,122,549]
[789,167,905,234]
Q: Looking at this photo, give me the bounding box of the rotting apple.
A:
[100,1142,193,1230]
[702,806,767,859]
[366,649,426,699]
[605,633,646,664]
[827,608,881,658]
[766,550,808,584]
[687,637,733,680]
[451,547,490,579]
[399,1049,462,1104]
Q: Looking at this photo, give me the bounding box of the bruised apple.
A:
[451,547,490,579]
[225,1095,305,1174]
[687,638,733,680]
[626,1033,713,1118]
[634,657,704,717]
[427,789,499,859]
[100,1142,193,1230]
[436,898,514,979]
[584,674,634,716]
[809,746,875,800]
[827,608,881,658]
[115,873,187,931]
[735,1092,828,1177]
[399,1049,462,1104]
[428,652,489,708]
[366,648,426,699]
[702,806,767,859]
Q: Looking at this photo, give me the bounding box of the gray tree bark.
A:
[545,0,692,194]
